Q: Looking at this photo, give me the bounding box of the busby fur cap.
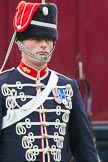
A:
[13,1,58,41]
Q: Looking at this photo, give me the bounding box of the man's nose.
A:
[40,40,47,49]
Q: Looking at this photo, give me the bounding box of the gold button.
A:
[22,67,27,72]
[26,69,31,74]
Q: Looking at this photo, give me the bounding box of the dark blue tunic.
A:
[0,64,99,162]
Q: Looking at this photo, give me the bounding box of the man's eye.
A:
[45,39,53,42]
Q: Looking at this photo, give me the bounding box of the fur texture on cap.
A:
[14,1,58,41]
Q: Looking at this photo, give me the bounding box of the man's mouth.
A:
[36,51,48,55]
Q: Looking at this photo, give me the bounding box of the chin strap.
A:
[16,40,55,61]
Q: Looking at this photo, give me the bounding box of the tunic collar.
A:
[18,60,48,80]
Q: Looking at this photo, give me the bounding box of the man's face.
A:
[21,38,54,69]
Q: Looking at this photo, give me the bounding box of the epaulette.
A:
[49,69,73,81]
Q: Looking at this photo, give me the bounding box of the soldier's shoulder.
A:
[0,67,16,83]
[50,69,77,83]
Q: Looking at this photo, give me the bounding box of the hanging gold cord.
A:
[0,31,16,74]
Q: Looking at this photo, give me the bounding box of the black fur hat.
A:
[13,1,58,42]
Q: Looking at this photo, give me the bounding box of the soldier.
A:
[0,1,100,162]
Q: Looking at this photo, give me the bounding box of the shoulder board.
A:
[49,69,73,81]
